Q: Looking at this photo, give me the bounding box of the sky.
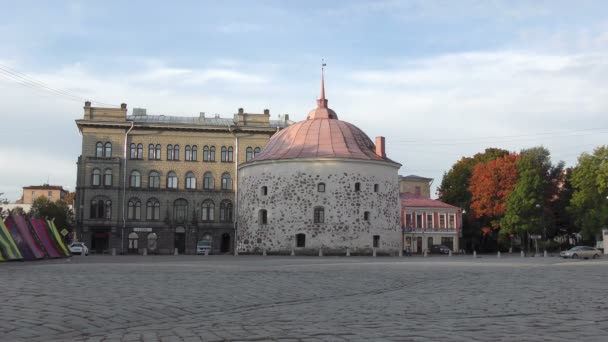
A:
[1,0,608,201]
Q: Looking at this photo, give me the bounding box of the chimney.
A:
[238,108,244,114]
[375,136,386,158]
[263,109,270,115]
[199,112,205,119]
[120,103,127,110]
[84,101,91,108]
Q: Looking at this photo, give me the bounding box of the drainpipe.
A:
[233,129,239,255]
[122,121,134,255]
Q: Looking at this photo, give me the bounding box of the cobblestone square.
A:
[1,255,607,341]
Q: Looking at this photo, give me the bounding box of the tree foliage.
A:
[568,146,608,239]
[30,196,74,230]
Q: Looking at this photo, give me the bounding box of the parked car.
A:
[430,245,451,254]
[196,240,211,255]
[560,246,602,259]
[68,242,89,256]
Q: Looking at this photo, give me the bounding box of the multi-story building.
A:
[75,102,291,255]
[399,175,462,253]
[20,185,68,204]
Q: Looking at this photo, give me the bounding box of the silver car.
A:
[560,246,602,259]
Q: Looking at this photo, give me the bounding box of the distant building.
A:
[75,102,292,255]
[400,175,462,253]
[21,185,68,204]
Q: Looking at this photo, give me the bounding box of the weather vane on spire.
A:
[320,59,326,103]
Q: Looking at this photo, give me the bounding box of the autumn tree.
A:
[30,195,74,230]
[568,146,608,240]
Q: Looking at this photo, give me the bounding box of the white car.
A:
[560,246,601,259]
[68,242,89,256]
[196,240,211,255]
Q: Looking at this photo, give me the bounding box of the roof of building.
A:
[127,114,290,128]
[249,71,397,164]
[400,175,433,182]
[23,185,66,191]
[400,192,459,209]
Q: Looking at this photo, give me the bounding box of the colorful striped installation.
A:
[9,215,45,259]
[47,219,71,257]
[0,220,23,261]
[30,218,62,258]
[4,216,37,260]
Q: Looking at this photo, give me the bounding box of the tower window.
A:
[374,184,379,192]
[261,186,268,196]
[314,206,325,224]
[373,235,380,248]
[318,183,325,192]
[259,209,268,225]
[355,182,361,192]
[364,211,370,221]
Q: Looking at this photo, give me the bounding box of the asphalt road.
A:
[1,255,607,342]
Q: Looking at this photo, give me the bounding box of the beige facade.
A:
[75,102,291,255]
[399,175,433,198]
[22,185,67,204]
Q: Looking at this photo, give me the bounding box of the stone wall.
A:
[238,159,402,254]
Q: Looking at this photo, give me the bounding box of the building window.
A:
[228,146,233,162]
[318,183,325,192]
[209,146,215,161]
[427,214,433,229]
[221,173,232,190]
[254,147,261,157]
[104,142,112,157]
[259,209,268,224]
[173,199,188,224]
[185,145,192,161]
[130,171,141,188]
[364,211,370,221]
[92,169,101,186]
[221,146,227,161]
[48,191,52,197]
[103,169,112,187]
[146,199,160,220]
[191,145,198,161]
[167,144,173,160]
[203,146,209,161]
[416,214,423,229]
[173,145,180,160]
[220,200,233,222]
[415,186,421,197]
[155,144,161,160]
[148,171,160,189]
[296,233,305,248]
[355,182,361,192]
[405,213,412,228]
[201,200,215,221]
[167,172,178,189]
[128,199,141,220]
[449,214,456,229]
[137,143,143,159]
[96,142,103,157]
[90,199,111,219]
[203,172,214,190]
[314,206,325,224]
[261,186,268,196]
[148,144,155,160]
[439,214,446,229]
[246,147,253,161]
[185,172,196,189]
[374,184,379,192]
[373,235,380,248]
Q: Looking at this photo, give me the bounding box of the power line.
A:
[0,63,119,107]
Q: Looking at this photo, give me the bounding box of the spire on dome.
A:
[307,60,338,120]
[317,60,328,109]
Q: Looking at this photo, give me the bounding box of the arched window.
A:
[259,209,268,225]
[148,144,155,160]
[318,183,325,192]
[203,146,209,161]
[296,233,306,248]
[148,171,160,188]
[314,206,325,224]
[354,182,361,192]
[130,170,141,188]
[261,186,268,196]
[191,145,198,161]
[173,199,188,224]
[185,145,192,161]
[137,143,143,159]
[155,144,161,160]
[167,172,178,189]
[374,184,379,192]
[103,169,112,187]
[128,232,138,250]
[92,169,101,186]
[167,144,173,160]
[185,172,196,189]
[209,146,215,161]
[254,147,261,157]
[96,142,103,157]
[130,143,136,159]
[90,198,112,219]
[364,211,370,221]
[128,199,141,220]
[220,200,233,222]
[228,146,234,162]
[221,146,227,162]
[147,233,158,251]
[221,173,232,190]
[146,198,160,220]
[246,147,253,161]
[173,145,180,160]
[201,200,215,221]
[104,142,112,157]
[203,172,214,190]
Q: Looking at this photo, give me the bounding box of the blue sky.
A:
[1,0,608,201]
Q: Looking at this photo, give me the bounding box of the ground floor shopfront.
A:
[404,229,460,254]
[80,222,234,255]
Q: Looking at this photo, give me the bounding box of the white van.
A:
[196,240,211,255]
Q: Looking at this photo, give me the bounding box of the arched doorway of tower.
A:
[175,226,186,254]
[128,232,139,254]
[220,233,231,253]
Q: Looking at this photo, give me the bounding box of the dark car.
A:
[430,245,451,254]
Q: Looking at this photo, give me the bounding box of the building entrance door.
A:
[220,233,230,253]
[128,232,139,254]
[175,233,186,254]
[416,237,423,254]
[92,232,109,254]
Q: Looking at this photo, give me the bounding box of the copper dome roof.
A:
[250,70,394,163]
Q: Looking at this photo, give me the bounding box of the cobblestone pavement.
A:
[1,255,608,342]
